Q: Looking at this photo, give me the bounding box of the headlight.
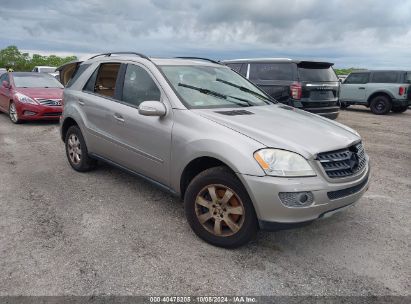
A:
[254,149,316,177]
[15,92,38,104]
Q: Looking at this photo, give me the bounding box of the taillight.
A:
[399,87,405,96]
[290,83,302,100]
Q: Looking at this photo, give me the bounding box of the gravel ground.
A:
[0,106,410,296]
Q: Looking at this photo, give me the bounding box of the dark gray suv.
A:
[223,58,340,119]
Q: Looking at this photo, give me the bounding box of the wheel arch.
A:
[179,156,238,199]
[367,91,393,106]
[61,117,79,142]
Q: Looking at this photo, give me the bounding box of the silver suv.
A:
[59,53,370,248]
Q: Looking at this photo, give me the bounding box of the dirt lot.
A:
[0,106,410,296]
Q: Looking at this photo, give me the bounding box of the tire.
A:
[9,102,22,124]
[184,166,258,248]
[65,125,97,172]
[340,102,350,109]
[391,105,408,113]
[370,95,392,115]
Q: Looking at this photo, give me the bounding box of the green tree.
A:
[0,45,77,71]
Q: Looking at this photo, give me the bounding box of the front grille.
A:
[327,174,369,200]
[42,112,62,117]
[36,98,62,106]
[317,142,367,178]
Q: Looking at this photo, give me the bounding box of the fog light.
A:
[24,110,37,116]
[279,191,314,207]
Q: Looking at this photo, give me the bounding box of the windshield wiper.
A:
[216,78,277,104]
[178,83,253,107]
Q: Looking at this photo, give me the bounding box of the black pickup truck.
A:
[222,58,340,119]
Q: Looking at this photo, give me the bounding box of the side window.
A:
[83,63,120,98]
[33,67,38,72]
[83,66,99,92]
[226,63,242,73]
[344,73,369,84]
[120,64,161,107]
[0,73,8,83]
[66,63,91,88]
[371,72,398,83]
[249,63,293,81]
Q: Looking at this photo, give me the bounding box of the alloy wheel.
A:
[9,103,18,123]
[67,134,82,165]
[195,184,245,237]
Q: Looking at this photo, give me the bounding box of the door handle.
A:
[78,99,85,106]
[113,113,125,122]
[358,87,365,90]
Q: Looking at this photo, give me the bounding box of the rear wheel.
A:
[9,102,21,124]
[65,125,97,172]
[370,95,392,115]
[391,105,408,113]
[184,166,258,248]
[340,102,350,109]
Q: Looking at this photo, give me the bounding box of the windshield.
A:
[298,67,338,82]
[160,65,273,109]
[13,74,63,88]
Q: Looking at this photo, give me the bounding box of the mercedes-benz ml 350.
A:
[59,53,370,248]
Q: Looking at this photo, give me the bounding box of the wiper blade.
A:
[216,78,277,103]
[178,83,252,107]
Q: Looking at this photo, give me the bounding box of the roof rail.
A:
[175,57,221,65]
[89,52,151,61]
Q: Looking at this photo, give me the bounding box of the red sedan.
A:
[0,72,63,124]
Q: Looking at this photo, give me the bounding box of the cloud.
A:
[0,0,410,68]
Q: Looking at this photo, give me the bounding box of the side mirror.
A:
[138,100,166,117]
[2,81,10,88]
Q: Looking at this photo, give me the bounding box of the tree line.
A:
[0,45,77,71]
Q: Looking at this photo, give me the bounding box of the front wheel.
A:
[184,166,258,248]
[391,105,408,113]
[65,125,97,172]
[9,102,21,124]
[370,95,392,115]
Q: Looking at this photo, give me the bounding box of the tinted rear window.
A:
[298,66,337,82]
[249,63,293,81]
[371,72,398,83]
[226,63,242,73]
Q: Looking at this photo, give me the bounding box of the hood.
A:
[15,87,63,100]
[193,105,360,159]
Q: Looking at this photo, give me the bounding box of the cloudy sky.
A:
[1,0,411,68]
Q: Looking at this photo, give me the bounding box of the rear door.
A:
[340,72,370,103]
[297,62,339,105]
[248,62,295,103]
[78,62,125,161]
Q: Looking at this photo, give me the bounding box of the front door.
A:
[340,72,370,103]
[0,73,11,111]
[107,63,173,186]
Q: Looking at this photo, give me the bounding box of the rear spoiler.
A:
[297,61,334,68]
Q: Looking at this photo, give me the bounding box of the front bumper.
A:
[16,102,62,120]
[237,163,370,229]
